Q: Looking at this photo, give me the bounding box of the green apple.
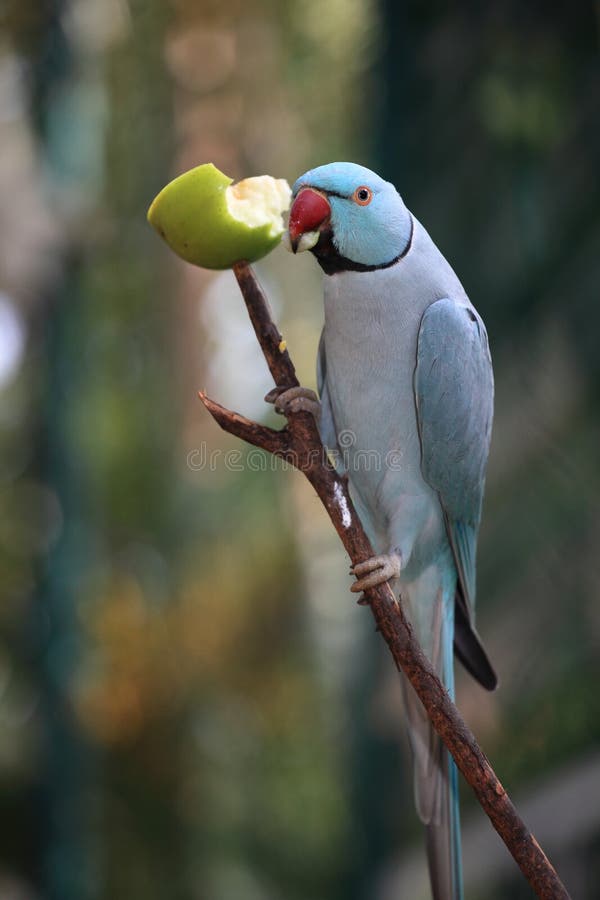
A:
[147,163,291,269]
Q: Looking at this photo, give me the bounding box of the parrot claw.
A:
[350,553,401,593]
[266,385,321,420]
[264,386,289,404]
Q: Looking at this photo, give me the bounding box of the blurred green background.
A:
[1,1,599,898]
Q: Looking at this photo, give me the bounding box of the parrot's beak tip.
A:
[281,231,295,253]
[290,230,320,254]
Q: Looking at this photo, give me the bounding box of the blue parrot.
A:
[274,162,497,900]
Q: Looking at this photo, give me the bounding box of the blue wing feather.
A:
[415,298,496,689]
[317,329,342,459]
[415,298,493,531]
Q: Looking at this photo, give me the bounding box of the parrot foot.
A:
[350,553,401,593]
[265,385,321,420]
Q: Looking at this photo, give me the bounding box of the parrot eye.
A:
[353,186,373,206]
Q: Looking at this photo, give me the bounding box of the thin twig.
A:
[198,260,570,900]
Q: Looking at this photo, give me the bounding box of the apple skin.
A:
[147,163,287,270]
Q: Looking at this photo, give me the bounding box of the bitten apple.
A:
[147,163,291,269]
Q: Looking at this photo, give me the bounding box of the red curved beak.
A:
[288,188,330,252]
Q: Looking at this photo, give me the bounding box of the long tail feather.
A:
[425,751,463,900]
[402,578,463,899]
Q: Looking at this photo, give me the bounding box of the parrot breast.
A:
[321,216,468,576]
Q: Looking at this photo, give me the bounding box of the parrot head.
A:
[286,162,412,272]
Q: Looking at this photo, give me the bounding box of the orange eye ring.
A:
[353,186,373,206]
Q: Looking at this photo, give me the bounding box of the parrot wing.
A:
[316,329,342,459]
[414,297,497,690]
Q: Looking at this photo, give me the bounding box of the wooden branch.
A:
[199,260,570,900]
[198,391,290,456]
